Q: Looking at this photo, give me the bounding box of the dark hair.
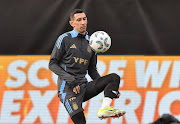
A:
[70,9,84,20]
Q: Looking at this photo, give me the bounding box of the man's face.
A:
[70,13,87,35]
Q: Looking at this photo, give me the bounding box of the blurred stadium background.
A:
[0,0,180,124]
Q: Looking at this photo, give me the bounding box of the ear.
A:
[69,21,74,27]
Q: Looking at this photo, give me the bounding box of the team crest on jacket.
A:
[87,45,92,53]
[72,102,78,110]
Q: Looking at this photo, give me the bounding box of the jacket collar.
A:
[70,29,89,41]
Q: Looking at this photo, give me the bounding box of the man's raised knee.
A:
[110,73,120,81]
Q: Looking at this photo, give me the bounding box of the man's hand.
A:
[70,80,80,94]
[73,85,80,94]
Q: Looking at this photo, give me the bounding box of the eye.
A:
[77,18,81,21]
[83,17,87,20]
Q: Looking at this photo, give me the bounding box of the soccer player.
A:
[49,9,125,124]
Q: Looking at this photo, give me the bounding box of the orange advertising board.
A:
[0,55,180,124]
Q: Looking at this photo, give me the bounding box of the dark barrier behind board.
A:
[0,0,180,55]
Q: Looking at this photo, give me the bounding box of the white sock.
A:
[100,97,112,109]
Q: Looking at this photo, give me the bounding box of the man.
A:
[49,9,125,124]
[150,114,180,124]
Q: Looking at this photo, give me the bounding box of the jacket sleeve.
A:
[88,51,101,80]
[49,35,76,84]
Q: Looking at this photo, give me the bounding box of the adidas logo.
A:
[70,44,77,49]
[112,90,119,95]
[112,90,120,98]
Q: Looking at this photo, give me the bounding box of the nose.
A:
[81,20,86,25]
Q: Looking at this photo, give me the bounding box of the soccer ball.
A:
[89,31,111,53]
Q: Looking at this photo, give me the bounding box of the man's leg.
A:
[83,73,126,119]
[71,111,86,124]
[59,84,87,124]
[83,73,120,101]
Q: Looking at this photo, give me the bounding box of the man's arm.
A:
[88,51,101,80]
[49,35,77,86]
